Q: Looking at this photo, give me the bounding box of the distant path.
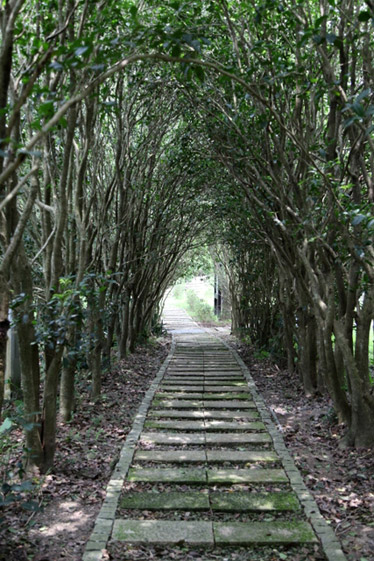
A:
[83,308,346,561]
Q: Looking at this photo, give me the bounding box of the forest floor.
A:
[227,335,374,561]
[1,330,373,561]
[0,336,171,561]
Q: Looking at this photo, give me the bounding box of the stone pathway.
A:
[83,305,347,561]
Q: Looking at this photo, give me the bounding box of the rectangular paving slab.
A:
[204,381,247,386]
[141,432,205,444]
[210,491,300,511]
[134,450,206,463]
[160,385,204,391]
[203,393,253,399]
[203,386,249,393]
[204,410,259,419]
[206,450,278,463]
[144,420,265,431]
[144,420,206,430]
[204,421,265,431]
[152,400,204,409]
[128,468,206,483]
[205,433,271,444]
[148,410,206,418]
[203,400,256,409]
[213,521,317,544]
[165,375,243,380]
[207,468,288,483]
[113,520,214,545]
[156,392,204,399]
[121,491,210,510]
[147,410,260,420]
[161,380,205,385]
[163,379,245,384]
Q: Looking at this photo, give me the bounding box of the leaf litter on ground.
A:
[0,336,171,561]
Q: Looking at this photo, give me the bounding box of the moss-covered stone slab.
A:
[148,410,205,418]
[166,370,204,373]
[160,385,204,392]
[204,381,246,386]
[210,491,300,511]
[113,519,214,545]
[141,432,205,444]
[206,450,278,463]
[204,410,259,419]
[203,371,242,375]
[144,420,206,430]
[203,400,255,409]
[156,392,204,399]
[162,380,205,385]
[205,433,271,444]
[134,450,206,463]
[213,521,317,544]
[202,386,249,393]
[120,491,210,510]
[204,393,252,400]
[127,467,206,483]
[204,421,265,431]
[152,400,204,409]
[207,468,288,483]
[204,371,241,374]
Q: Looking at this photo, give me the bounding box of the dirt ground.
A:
[1,333,373,561]
[230,338,374,561]
[0,336,171,561]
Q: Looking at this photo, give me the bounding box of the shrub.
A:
[186,290,216,323]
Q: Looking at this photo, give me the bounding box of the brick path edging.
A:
[82,340,176,561]
[222,340,347,561]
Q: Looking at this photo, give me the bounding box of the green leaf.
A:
[315,15,328,27]
[0,418,12,433]
[194,65,205,82]
[49,61,63,70]
[130,5,138,18]
[312,34,324,45]
[344,116,358,128]
[75,46,89,57]
[357,88,371,102]
[352,214,365,226]
[171,43,181,58]
[352,101,366,117]
[358,11,371,22]
[326,33,337,44]
[21,501,40,511]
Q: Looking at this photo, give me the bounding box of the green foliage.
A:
[174,245,214,281]
[185,289,216,323]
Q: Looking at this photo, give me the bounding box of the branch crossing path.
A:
[83,304,347,561]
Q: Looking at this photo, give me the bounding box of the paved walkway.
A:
[83,305,347,560]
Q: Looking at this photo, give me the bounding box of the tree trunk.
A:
[103,313,116,368]
[11,248,43,470]
[0,319,9,419]
[297,306,317,396]
[41,346,63,472]
[119,294,130,358]
[334,294,374,446]
[59,356,76,422]
[89,343,102,401]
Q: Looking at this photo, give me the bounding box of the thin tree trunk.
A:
[41,346,64,472]
[59,356,76,422]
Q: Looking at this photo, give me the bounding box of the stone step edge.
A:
[217,337,347,561]
[111,518,318,545]
[82,340,176,561]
